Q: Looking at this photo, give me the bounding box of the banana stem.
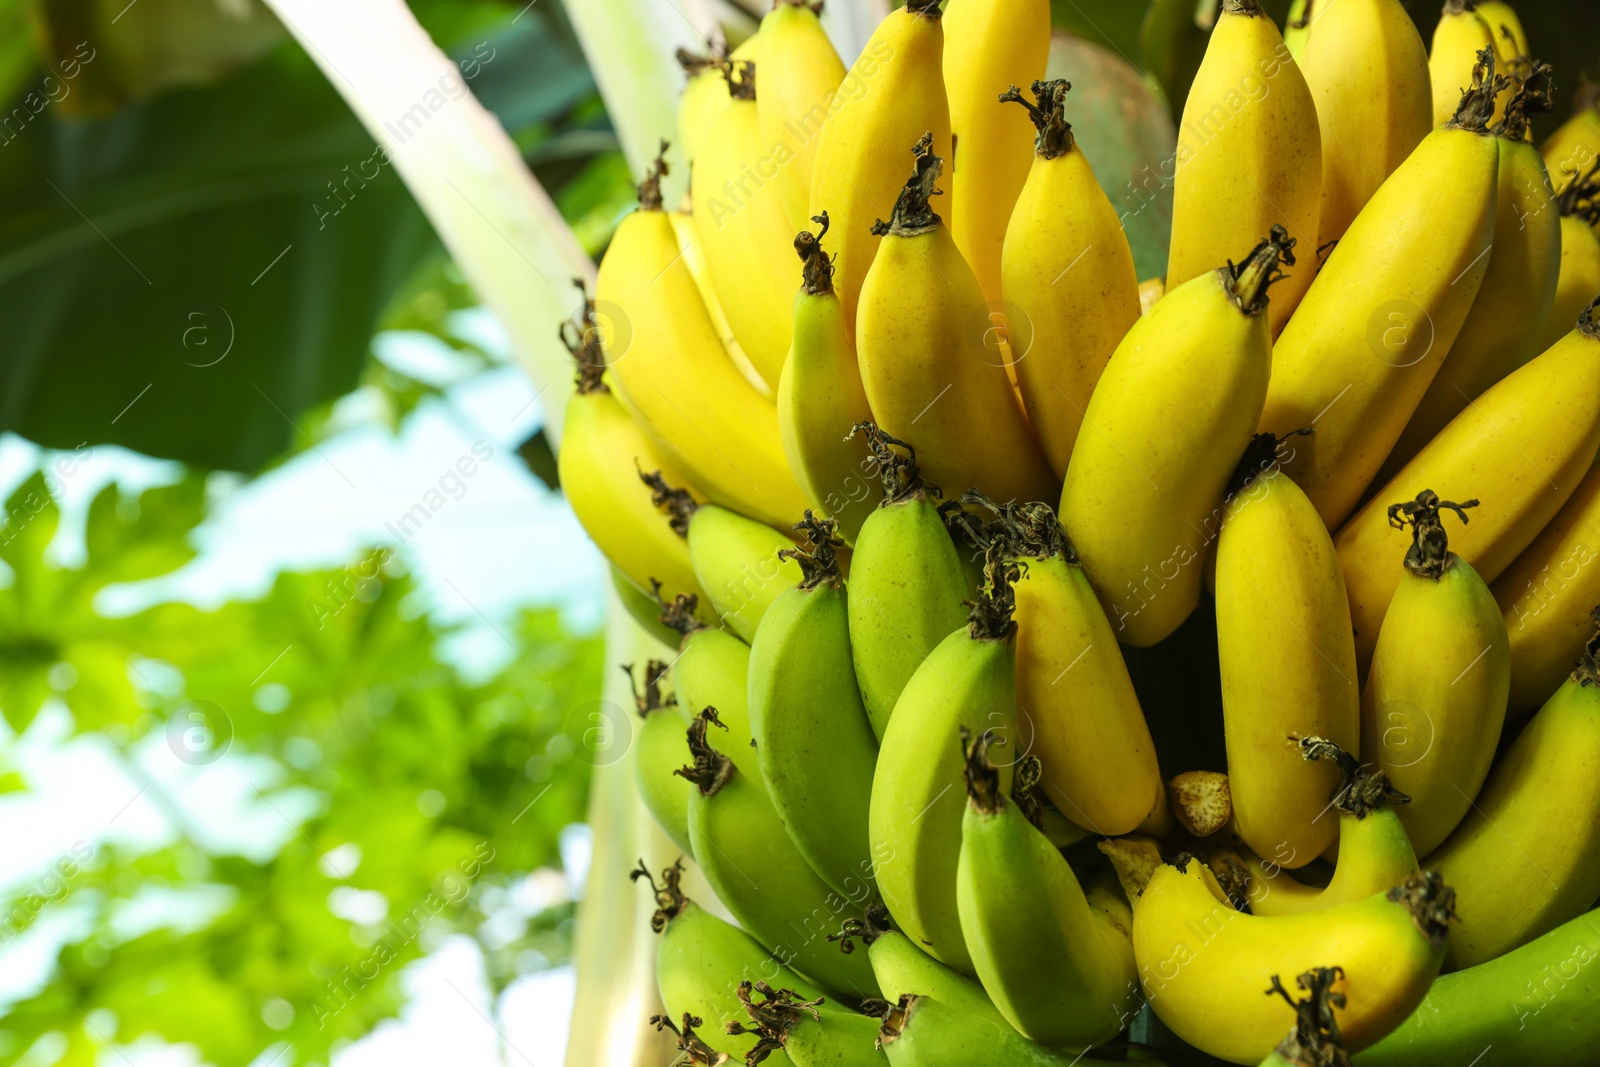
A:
[629,858,690,931]
[1555,158,1600,221]
[1447,48,1512,134]
[1225,430,1312,497]
[828,898,892,953]
[1494,59,1555,144]
[904,0,942,18]
[848,422,937,505]
[1221,0,1262,15]
[560,279,611,395]
[675,709,737,795]
[998,80,1076,160]
[795,212,836,296]
[965,544,1020,640]
[623,660,675,718]
[1580,295,1600,339]
[957,490,1078,564]
[650,1013,730,1067]
[1298,737,1410,818]
[780,511,846,589]
[960,726,1006,814]
[1266,967,1351,1067]
[1388,871,1457,953]
[725,980,826,1064]
[637,140,671,210]
[870,132,944,238]
[676,47,728,76]
[1385,490,1479,580]
[638,466,700,535]
[1224,225,1297,316]
[723,59,756,101]
[1574,607,1600,687]
[653,584,708,637]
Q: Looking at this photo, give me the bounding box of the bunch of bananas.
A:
[561,1,1600,1064]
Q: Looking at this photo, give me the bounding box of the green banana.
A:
[612,564,691,647]
[681,709,878,999]
[955,729,1140,1048]
[629,660,695,857]
[727,981,885,1067]
[876,996,1096,1067]
[830,900,1007,1027]
[869,548,1020,974]
[1354,908,1600,1066]
[749,513,880,898]
[845,424,970,740]
[659,589,762,785]
[645,470,802,642]
[635,859,823,1063]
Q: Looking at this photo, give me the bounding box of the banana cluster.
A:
[560,1,1600,1065]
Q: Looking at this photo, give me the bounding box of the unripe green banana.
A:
[1360,493,1509,858]
[845,425,970,740]
[629,660,695,857]
[727,980,885,1067]
[659,590,762,785]
[955,729,1140,1048]
[876,996,1091,1067]
[869,549,1020,974]
[830,901,1007,1027]
[749,513,879,897]
[646,471,802,641]
[1354,908,1600,1066]
[681,709,878,999]
[635,860,822,1063]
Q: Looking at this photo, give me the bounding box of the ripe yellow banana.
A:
[1296,0,1431,245]
[693,61,800,390]
[1237,739,1418,916]
[680,709,877,998]
[645,472,802,643]
[748,514,878,898]
[808,0,950,329]
[844,426,969,740]
[1358,493,1509,858]
[1429,2,1495,128]
[660,591,763,788]
[1060,228,1292,647]
[955,729,1140,1048]
[597,149,807,528]
[1494,456,1600,716]
[1259,57,1504,529]
[677,50,732,168]
[1542,84,1600,188]
[1426,631,1600,969]
[1133,861,1453,1064]
[855,134,1055,506]
[1381,74,1562,477]
[1217,435,1361,867]
[670,210,769,397]
[1541,166,1600,353]
[832,901,1007,1026]
[1168,0,1322,337]
[630,660,696,857]
[962,492,1162,835]
[1000,80,1141,477]
[869,550,1020,973]
[940,0,1050,312]
[778,215,875,544]
[636,859,824,1063]
[756,1,846,231]
[557,287,709,615]
[1336,308,1600,666]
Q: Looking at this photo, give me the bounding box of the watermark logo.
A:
[1366,300,1434,368]
[166,699,234,766]
[562,698,632,767]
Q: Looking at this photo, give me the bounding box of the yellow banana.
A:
[1000,80,1141,478]
[1216,435,1361,867]
[677,50,732,168]
[1133,861,1453,1065]
[1542,84,1600,188]
[1541,166,1600,353]
[869,550,1020,973]
[961,492,1162,836]
[778,215,875,545]
[1427,631,1600,969]
[1336,309,1600,667]
[670,210,768,397]
[1060,228,1292,647]
[629,660,696,857]
[756,1,846,230]
[1429,2,1495,128]
[808,0,950,329]
[845,426,970,740]
[1359,493,1510,858]
[1494,457,1600,716]
[1259,56,1504,529]
[693,61,801,390]
[855,134,1055,505]
[1381,73,1563,477]
[1168,0,1321,337]
[955,729,1140,1048]
[557,285,710,616]
[1236,739,1418,916]
[940,0,1050,313]
[1296,0,1432,245]
[1255,968,1356,1067]
[598,149,807,528]
[659,590,762,785]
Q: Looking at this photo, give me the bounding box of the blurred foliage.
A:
[0,471,603,1066]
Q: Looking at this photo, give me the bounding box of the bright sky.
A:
[0,313,601,1066]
